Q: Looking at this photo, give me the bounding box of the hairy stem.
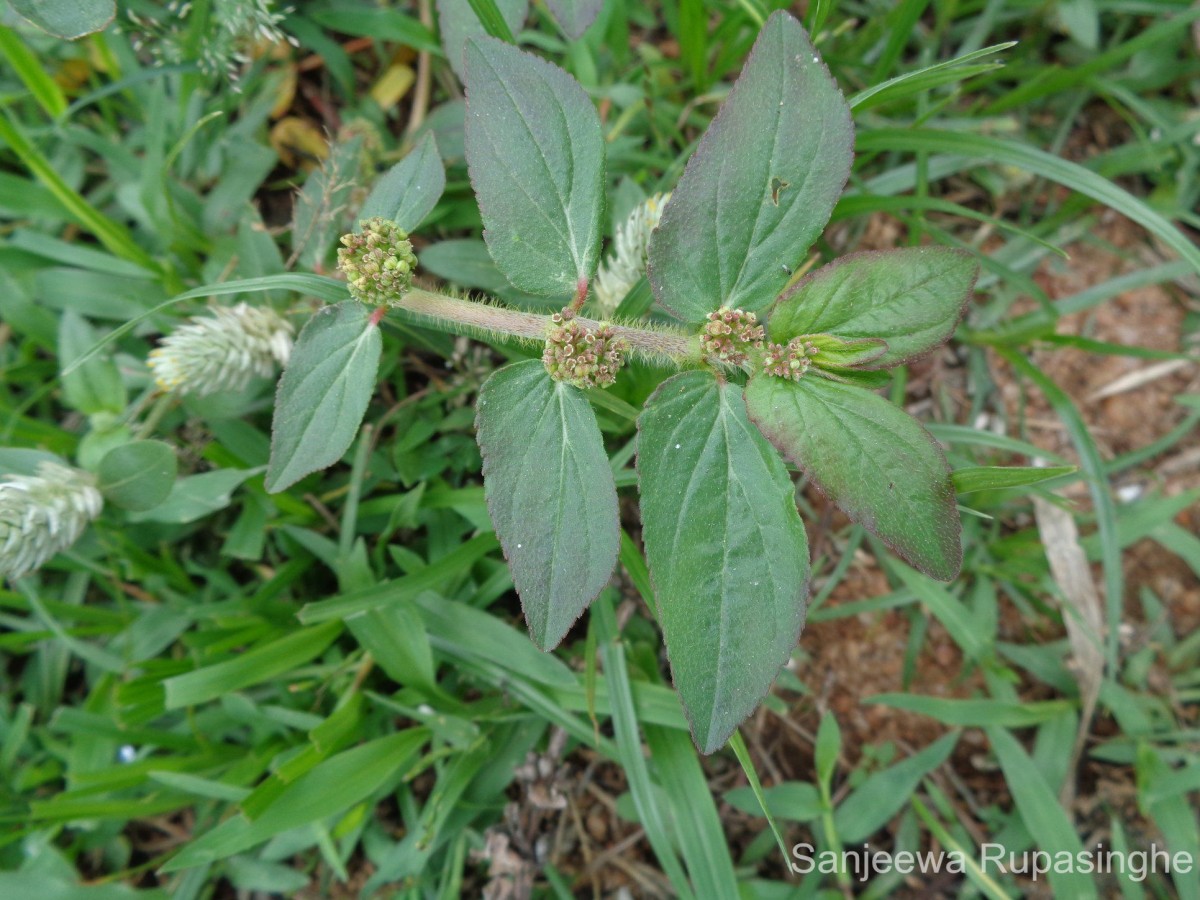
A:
[394,288,699,365]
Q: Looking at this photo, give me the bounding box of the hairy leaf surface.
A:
[638,371,810,753]
[769,248,978,368]
[464,37,605,296]
[266,302,380,493]
[358,133,446,231]
[745,374,961,580]
[476,360,619,649]
[648,11,853,322]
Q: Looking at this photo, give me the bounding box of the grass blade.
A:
[0,109,157,271]
[857,128,1200,277]
[995,347,1123,672]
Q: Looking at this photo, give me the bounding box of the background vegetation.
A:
[0,0,1197,896]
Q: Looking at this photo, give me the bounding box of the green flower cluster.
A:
[337,218,418,306]
[762,336,818,380]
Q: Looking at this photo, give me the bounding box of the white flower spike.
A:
[148,303,293,397]
[0,462,103,581]
[593,192,670,316]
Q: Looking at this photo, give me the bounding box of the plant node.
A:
[337,218,417,305]
[762,336,818,380]
[542,309,627,389]
[699,307,765,365]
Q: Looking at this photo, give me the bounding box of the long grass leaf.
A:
[995,348,1122,671]
[0,109,157,271]
[857,128,1200,277]
[61,274,349,376]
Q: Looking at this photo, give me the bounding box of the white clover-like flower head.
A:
[593,192,670,316]
[0,462,103,581]
[148,303,294,397]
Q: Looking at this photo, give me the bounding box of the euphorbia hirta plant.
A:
[267,11,978,754]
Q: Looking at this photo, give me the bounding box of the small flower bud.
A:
[762,337,818,381]
[337,217,418,305]
[148,303,293,396]
[1,462,103,581]
[699,307,765,365]
[542,315,627,389]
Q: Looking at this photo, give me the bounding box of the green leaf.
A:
[769,248,979,369]
[848,42,1015,112]
[544,0,602,39]
[437,0,528,80]
[163,621,342,710]
[868,694,1074,727]
[0,24,67,117]
[727,732,792,860]
[647,11,853,322]
[986,726,1099,899]
[637,371,810,753]
[856,128,1200,279]
[346,606,435,693]
[58,311,125,415]
[600,635,696,896]
[358,133,446,232]
[159,729,426,870]
[644,724,741,897]
[0,873,159,900]
[745,374,961,580]
[814,711,840,787]
[127,468,259,524]
[475,360,619,649]
[8,0,115,39]
[465,0,516,42]
[414,592,578,689]
[952,464,1077,494]
[464,36,605,296]
[724,781,822,822]
[97,440,177,512]
[266,302,381,493]
[833,730,958,842]
[0,109,156,271]
[803,333,889,370]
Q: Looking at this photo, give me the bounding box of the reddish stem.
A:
[369,305,387,327]
[569,277,589,314]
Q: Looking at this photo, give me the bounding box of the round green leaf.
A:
[97,440,177,511]
[9,0,115,39]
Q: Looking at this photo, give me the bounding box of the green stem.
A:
[134,394,177,440]
[338,424,373,569]
[394,288,700,366]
